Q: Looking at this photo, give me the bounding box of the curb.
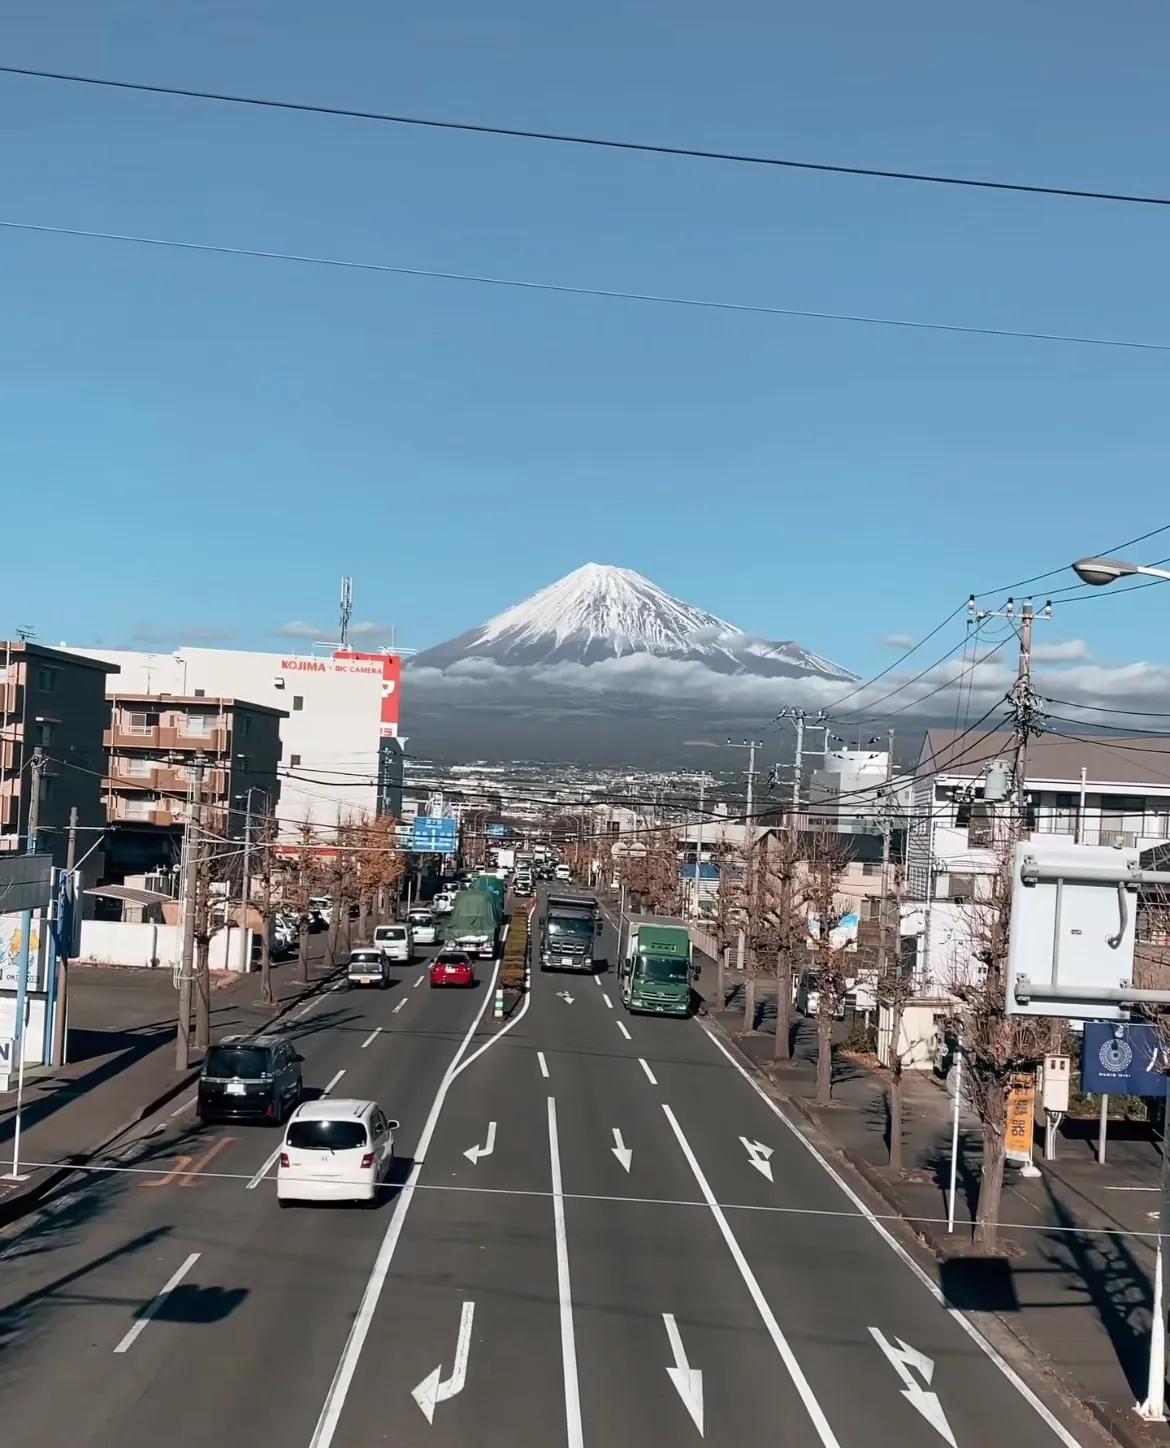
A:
[0,964,344,1231]
[702,1009,1145,1448]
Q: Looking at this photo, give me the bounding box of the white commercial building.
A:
[69,645,404,836]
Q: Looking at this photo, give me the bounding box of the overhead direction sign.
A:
[410,817,459,855]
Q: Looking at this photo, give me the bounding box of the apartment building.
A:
[0,640,119,878]
[103,693,286,879]
[902,728,1170,992]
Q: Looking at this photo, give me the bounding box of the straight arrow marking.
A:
[663,1313,704,1435]
[868,1327,956,1447]
[557,990,575,1005]
[611,1128,633,1172]
[739,1136,774,1182]
[412,1300,475,1422]
[463,1122,497,1165]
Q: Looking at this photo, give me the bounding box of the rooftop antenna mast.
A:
[339,577,353,650]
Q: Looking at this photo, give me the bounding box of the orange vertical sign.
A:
[1006,1072,1036,1164]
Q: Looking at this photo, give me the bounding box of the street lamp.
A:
[1072,556,1170,587]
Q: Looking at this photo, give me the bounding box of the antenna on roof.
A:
[339,577,353,650]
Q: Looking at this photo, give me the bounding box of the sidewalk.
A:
[0,929,347,1226]
[711,976,1169,1448]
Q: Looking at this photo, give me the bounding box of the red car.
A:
[430,950,476,988]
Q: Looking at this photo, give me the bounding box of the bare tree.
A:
[288,818,325,983]
[256,809,277,1005]
[874,861,914,1168]
[805,833,853,1106]
[352,815,406,935]
[766,829,807,1063]
[949,852,1048,1248]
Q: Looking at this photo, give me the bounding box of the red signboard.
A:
[332,650,402,739]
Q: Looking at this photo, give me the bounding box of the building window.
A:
[860,861,880,876]
[127,711,160,735]
[37,721,53,746]
[239,715,251,735]
[36,667,57,693]
[125,756,154,778]
[290,753,302,767]
[184,713,216,737]
[39,776,54,805]
[292,696,304,711]
[193,688,205,698]
[967,802,994,847]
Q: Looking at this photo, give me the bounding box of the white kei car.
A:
[373,923,412,963]
[406,910,438,945]
[277,1099,398,1207]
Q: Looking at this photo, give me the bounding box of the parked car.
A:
[430,949,476,989]
[277,1099,398,1207]
[373,923,412,963]
[198,1037,303,1125]
[347,946,390,989]
[796,966,846,1019]
[406,910,438,945]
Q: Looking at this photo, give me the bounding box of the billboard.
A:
[330,650,403,740]
[1082,1023,1169,1097]
[411,817,459,855]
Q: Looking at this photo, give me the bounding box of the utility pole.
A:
[726,739,760,982]
[258,798,274,1004]
[693,773,706,919]
[175,753,205,1069]
[876,730,895,982]
[10,747,47,1144]
[50,805,80,1069]
[239,789,254,975]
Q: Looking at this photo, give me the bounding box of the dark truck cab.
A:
[539,894,600,972]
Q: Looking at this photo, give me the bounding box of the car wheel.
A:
[278,1197,294,1210]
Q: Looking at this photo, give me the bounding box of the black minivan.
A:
[197,1037,304,1125]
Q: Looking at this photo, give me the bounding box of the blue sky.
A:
[4,0,1170,683]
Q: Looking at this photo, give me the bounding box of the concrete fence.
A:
[78,919,253,972]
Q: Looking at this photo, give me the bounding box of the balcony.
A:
[107,796,187,828]
[105,723,228,753]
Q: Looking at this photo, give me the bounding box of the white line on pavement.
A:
[639,1058,658,1086]
[246,1145,282,1191]
[331,979,347,991]
[538,1051,550,1079]
[113,1252,200,1354]
[696,1022,1083,1448]
[308,949,504,1448]
[548,1097,585,1448]
[169,1096,196,1117]
[392,998,408,1014]
[593,975,602,989]
[616,1020,632,1041]
[413,974,425,988]
[602,993,613,1010]
[323,1069,346,1096]
[662,1104,840,1446]
[361,1027,382,1049]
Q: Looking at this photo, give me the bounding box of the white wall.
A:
[79,919,253,972]
[72,646,384,834]
[900,899,977,995]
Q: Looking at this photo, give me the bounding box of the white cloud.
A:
[1033,639,1092,663]
[273,620,324,640]
[881,634,916,649]
[348,621,394,642]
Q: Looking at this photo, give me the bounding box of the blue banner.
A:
[1082,1022,1170,1097]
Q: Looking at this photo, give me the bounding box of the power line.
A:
[4,219,1170,355]
[1046,696,1170,720]
[5,65,1170,210]
[974,528,1170,600]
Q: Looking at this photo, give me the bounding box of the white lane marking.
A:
[169,1096,196,1117]
[450,932,530,1083]
[602,993,614,1010]
[247,1070,347,1191]
[639,1058,658,1086]
[548,1097,585,1448]
[113,1252,200,1354]
[556,990,575,1005]
[463,1122,497,1166]
[616,1021,632,1041]
[331,979,347,991]
[392,998,408,1014]
[412,1300,475,1423]
[537,1051,550,1079]
[697,1022,1084,1448]
[413,974,425,989]
[361,1027,382,1049]
[663,1313,705,1436]
[662,1104,840,1446]
[322,1069,346,1096]
[739,1137,775,1182]
[593,975,603,989]
[611,1128,633,1173]
[869,1328,957,1447]
[308,950,504,1448]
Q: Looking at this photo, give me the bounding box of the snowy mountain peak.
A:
[411,563,855,681]
[478,563,736,656]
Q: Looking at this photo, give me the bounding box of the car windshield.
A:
[204,1046,270,1078]
[286,1119,368,1151]
[409,915,434,926]
[377,928,406,940]
[640,957,690,984]
[350,953,382,965]
[548,917,593,939]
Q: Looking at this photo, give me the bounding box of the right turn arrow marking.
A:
[412,1300,475,1423]
[611,1128,633,1173]
[739,1136,774,1182]
[663,1313,704,1436]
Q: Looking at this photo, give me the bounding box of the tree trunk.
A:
[975,1080,1009,1249]
[358,894,369,940]
[299,920,311,983]
[773,950,793,1061]
[888,1061,904,1170]
[194,934,210,1054]
[815,1008,833,1105]
[742,976,757,1033]
[328,884,341,968]
[717,947,727,1011]
[259,871,273,1005]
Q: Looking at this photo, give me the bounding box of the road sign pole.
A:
[1138,1116,1170,1421]
[1097,1094,1109,1165]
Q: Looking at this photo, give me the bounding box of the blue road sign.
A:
[1082,1022,1169,1097]
[487,824,509,839]
[411,816,459,855]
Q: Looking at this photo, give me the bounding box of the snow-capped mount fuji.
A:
[411,563,854,679]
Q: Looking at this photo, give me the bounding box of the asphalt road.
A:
[0,897,1113,1447]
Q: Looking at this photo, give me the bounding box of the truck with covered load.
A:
[620,919,696,1015]
[443,889,501,958]
[539,894,600,972]
[473,875,507,913]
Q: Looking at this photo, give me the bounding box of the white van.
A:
[796,966,846,1019]
[373,923,412,964]
[554,864,571,882]
[277,1099,398,1207]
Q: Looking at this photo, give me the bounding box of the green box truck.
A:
[620,920,696,1015]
